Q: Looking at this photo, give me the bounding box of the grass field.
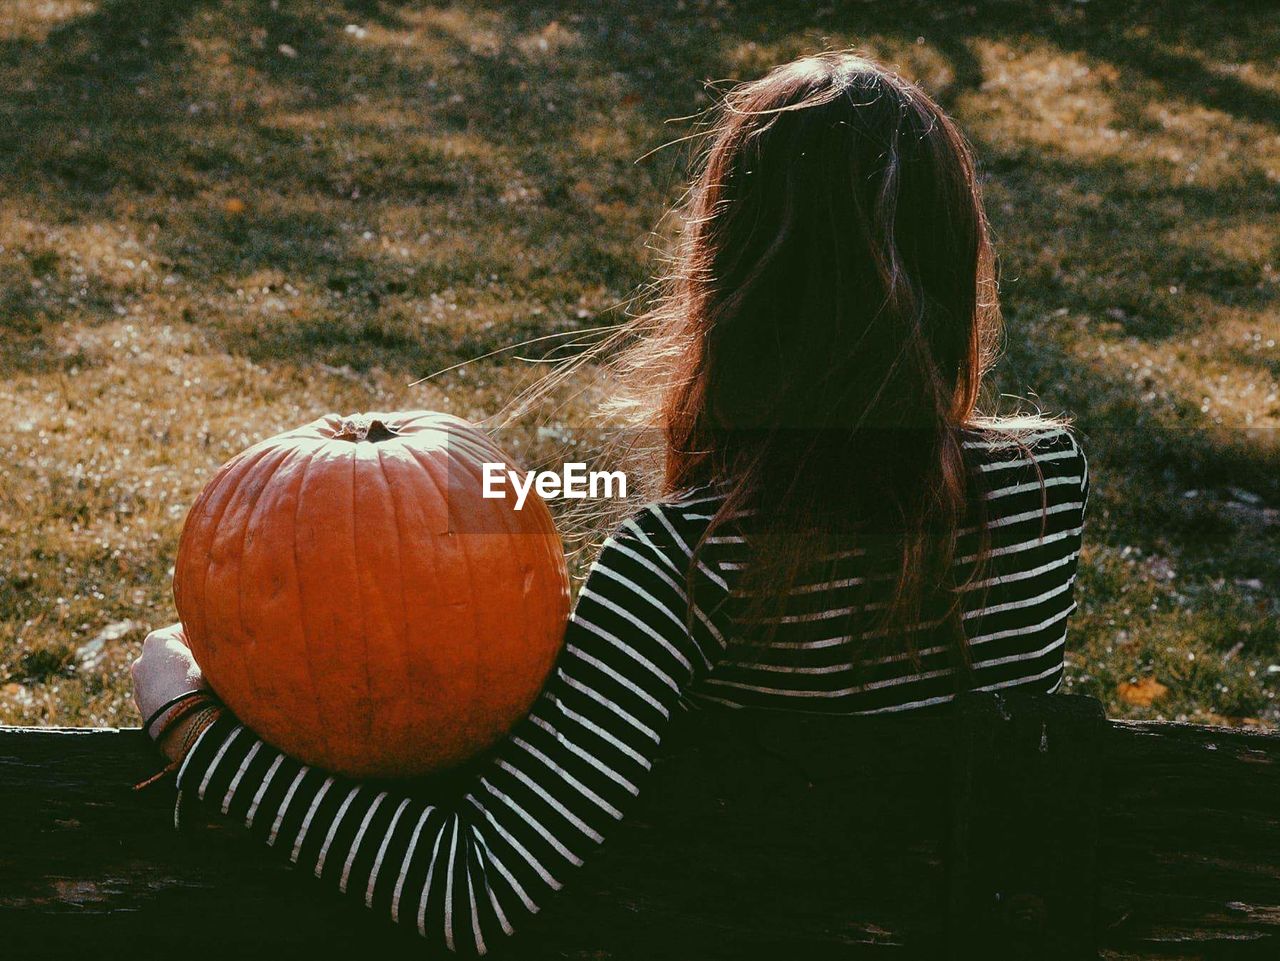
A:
[1,0,1277,729]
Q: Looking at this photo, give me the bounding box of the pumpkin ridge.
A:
[347,442,370,757]
[401,440,471,768]
[373,443,412,764]
[286,446,326,750]
[414,441,485,761]
[186,443,281,694]
[235,448,297,716]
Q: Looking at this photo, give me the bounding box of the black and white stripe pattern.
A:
[177,426,1088,954]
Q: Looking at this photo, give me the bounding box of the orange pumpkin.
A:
[173,411,570,778]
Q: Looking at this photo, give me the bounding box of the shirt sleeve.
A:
[173,503,730,956]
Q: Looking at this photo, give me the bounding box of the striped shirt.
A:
[177,426,1088,955]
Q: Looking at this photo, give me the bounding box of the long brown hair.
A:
[511,52,1052,675]
[614,52,1019,672]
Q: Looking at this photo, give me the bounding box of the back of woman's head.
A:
[666,52,996,458]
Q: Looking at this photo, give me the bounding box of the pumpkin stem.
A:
[333,415,399,442]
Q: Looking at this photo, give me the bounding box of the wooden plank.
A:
[0,711,954,958]
[1098,720,1280,959]
[3,695,1280,958]
[0,725,414,954]
[947,692,1105,961]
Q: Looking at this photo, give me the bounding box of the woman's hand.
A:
[131,623,214,763]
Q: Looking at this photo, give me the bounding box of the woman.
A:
[133,52,1088,955]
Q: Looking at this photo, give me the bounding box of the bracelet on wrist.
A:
[143,689,208,739]
[177,705,223,758]
[150,694,216,746]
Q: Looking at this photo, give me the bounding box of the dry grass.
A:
[1,0,1277,728]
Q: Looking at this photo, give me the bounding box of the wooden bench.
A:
[2,693,1278,959]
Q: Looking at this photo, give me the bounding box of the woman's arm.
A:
[149,503,730,955]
